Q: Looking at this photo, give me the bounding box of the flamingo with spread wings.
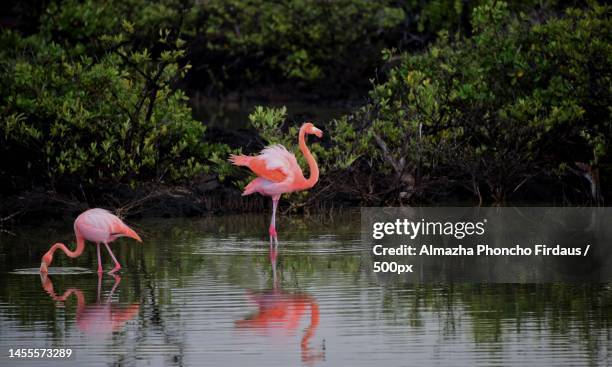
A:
[229,122,322,243]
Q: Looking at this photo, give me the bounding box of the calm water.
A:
[0,210,610,366]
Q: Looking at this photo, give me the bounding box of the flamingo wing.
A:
[259,144,302,182]
[76,209,141,243]
[244,158,288,183]
[230,144,302,183]
[76,209,114,242]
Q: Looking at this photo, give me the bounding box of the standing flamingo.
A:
[229,122,322,243]
[39,208,142,274]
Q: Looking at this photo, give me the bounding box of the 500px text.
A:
[373,262,413,274]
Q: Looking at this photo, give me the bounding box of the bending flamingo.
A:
[40,273,140,335]
[229,122,322,243]
[40,208,142,274]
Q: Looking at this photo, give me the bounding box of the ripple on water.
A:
[193,237,365,256]
[10,267,94,275]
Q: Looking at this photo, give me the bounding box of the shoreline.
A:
[0,181,268,226]
[2,181,604,227]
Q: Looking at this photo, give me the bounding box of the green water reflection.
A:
[0,211,610,366]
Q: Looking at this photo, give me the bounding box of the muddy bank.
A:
[0,175,268,226]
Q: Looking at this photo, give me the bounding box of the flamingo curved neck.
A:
[298,126,319,189]
[43,232,86,267]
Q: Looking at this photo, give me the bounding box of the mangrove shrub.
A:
[257,1,611,206]
[0,24,228,193]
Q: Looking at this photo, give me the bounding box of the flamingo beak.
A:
[313,127,323,138]
[40,261,48,274]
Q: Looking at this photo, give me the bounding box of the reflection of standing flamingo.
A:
[40,273,139,335]
[236,247,325,365]
[229,122,322,244]
[40,208,142,274]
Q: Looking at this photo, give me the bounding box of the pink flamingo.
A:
[39,208,142,274]
[229,122,323,243]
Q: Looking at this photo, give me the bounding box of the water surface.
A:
[0,211,610,366]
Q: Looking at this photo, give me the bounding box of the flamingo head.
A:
[303,122,323,138]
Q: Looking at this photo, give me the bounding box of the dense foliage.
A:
[191,0,405,93]
[359,1,612,204]
[251,2,611,206]
[0,0,610,214]
[1,0,564,97]
[0,14,229,194]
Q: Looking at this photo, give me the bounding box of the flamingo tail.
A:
[229,154,252,166]
[112,222,142,242]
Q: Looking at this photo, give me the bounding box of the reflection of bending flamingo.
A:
[40,273,139,335]
[236,247,325,365]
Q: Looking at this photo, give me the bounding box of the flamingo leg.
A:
[269,195,280,244]
[97,271,102,302]
[96,243,103,274]
[103,242,122,274]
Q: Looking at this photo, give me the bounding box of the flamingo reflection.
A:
[236,246,325,365]
[40,273,139,335]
